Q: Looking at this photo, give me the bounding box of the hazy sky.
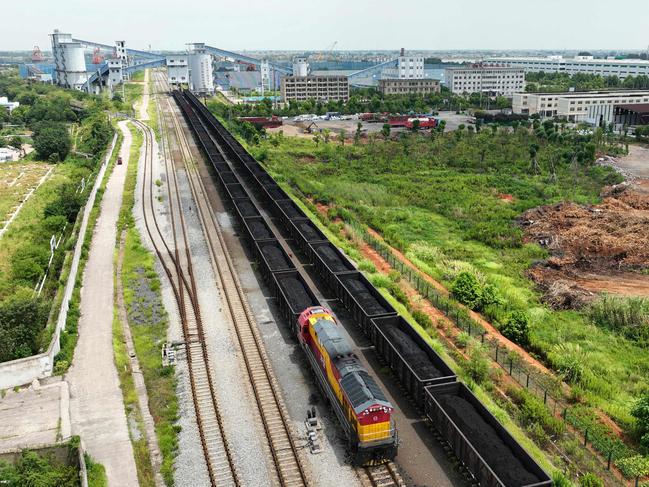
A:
[4,0,649,52]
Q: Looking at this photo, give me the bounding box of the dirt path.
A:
[138,69,150,121]
[614,143,649,180]
[66,121,138,487]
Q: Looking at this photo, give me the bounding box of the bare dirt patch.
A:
[522,182,649,305]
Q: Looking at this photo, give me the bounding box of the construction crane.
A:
[31,46,44,62]
[313,41,338,62]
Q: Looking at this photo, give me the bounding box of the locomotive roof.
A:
[313,318,353,357]
[339,369,391,414]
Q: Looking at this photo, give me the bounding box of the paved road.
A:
[66,120,138,487]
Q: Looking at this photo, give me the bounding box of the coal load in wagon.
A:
[338,274,388,315]
[278,276,315,312]
[293,220,325,242]
[315,244,355,273]
[246,219,273,240]
[383,323,445,379]
[234,199,260,218]
[266,185,287,201]
[226,183,247,199]
[220,172,238,184]
[260,242,292,270]
[276,200,303,219]
[436,395,541,487]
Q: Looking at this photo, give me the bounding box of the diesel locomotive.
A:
[297,306,398,465]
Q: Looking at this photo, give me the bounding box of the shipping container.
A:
[334,272,397,335]
[370,316,456,406]
[424,383,552,487]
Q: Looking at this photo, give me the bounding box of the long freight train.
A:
[297,306,397,465]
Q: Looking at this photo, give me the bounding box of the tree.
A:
[0,290,48,361]
[322,128,331,144]
[32,122,70,161]
[337,129,345,146]
[9,136,23,156]
[410,119,420,132]
[529,143,540,175]
[381,123,391,140]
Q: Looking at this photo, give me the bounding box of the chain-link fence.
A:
[348,221,646,483]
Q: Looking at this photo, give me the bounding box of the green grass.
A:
[251,130,649,429]
[117,122,178,485]
[85,454,108,487]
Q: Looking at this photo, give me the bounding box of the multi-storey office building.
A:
[378,78,440,95]
[445,65,525,96]
[280,75,349,102]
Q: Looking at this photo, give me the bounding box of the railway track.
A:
[360,463,406,487]
[154,72,309,487]
[132,84,239,486]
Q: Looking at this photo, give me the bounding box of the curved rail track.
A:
[153,72,309,487]
[132,96,239,486]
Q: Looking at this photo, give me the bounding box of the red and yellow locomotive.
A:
[297,306,398,465]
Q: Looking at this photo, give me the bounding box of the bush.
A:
[452,271,482,309]
[465,344,490,384]
[631,393,649,450]
[579,473,604,487]
[0,450,78,487]
[552,471,575,487]
[500,311,531,346]
[412,309,433,329]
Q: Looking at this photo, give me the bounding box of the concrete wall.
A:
[0,133,118,390]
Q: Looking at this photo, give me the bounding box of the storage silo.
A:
[188,43,214,95]
[292,57,309,77]
[50,30,88,90]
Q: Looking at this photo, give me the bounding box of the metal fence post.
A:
[607,451,612,470]
[526,373,530,388]
[509,359,513,375]
[495,344,499,362]
[543,390,548,405]
[584,428,588,446]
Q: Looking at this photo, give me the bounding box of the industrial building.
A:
[487,55,649,79]
[50,30,88,90]
[382,48,424,79]
[280,75,349,102]
[378,78,440,96]
[188,43,214,94]
[166,56,189,87]
[513,89,649,124]
[107,59,123,88]
[445,64,525,96]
